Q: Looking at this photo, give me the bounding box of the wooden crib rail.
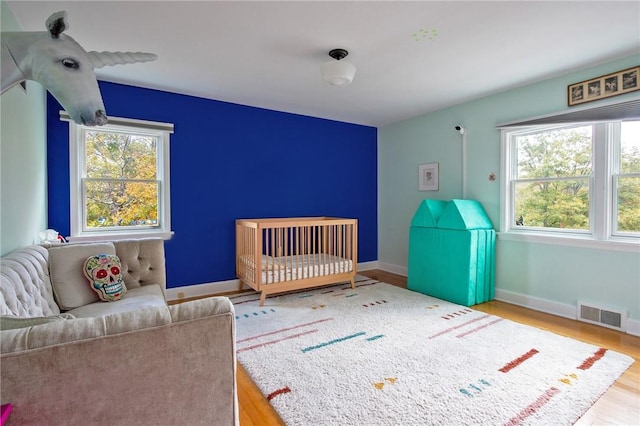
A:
[236,217,358,305]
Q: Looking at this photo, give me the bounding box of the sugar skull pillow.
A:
[83,254,127,302]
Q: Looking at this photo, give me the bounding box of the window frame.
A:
[66,114,173,242]
[500,120,639,253]
[612,121,640,238]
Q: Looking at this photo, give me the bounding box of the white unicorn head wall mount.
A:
[1,11,157,126]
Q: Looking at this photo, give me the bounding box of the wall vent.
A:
[577,301,626,332]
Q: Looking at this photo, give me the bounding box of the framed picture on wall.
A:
[568,66,639,106]
[418,162,439,191]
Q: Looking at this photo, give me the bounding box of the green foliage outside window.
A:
[84,130,159,229]
[618,177,640,232]
[513,122,640,234]
[514,126,592,230]
[618,121,640,233]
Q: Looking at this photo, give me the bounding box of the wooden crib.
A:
[236,217,358,306]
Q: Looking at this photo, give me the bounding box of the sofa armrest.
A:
[1,297,238,426]
[169,295,235,321]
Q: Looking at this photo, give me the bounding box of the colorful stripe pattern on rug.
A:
[231,277,634,426]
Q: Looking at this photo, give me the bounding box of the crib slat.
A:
[312,226,316,277]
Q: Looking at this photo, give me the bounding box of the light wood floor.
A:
[235,270,640,426]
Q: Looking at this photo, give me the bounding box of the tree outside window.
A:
[83,130,159,229]
[503,119,639,243]
[617,121,640,233]
[67,116,172,241]
[513,125,592,231]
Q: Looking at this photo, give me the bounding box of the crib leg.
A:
[350,278,355,289]
[238,280,244,292]
[259,291,267,307]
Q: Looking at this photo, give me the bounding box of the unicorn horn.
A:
[87,51,158,69]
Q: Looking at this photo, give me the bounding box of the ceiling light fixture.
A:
[321,48,356,87]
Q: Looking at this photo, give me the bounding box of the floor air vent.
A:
[577,301,626,332]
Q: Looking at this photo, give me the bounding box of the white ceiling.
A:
[6,1,640,127]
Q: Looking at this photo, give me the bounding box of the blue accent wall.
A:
[47,81,377,288]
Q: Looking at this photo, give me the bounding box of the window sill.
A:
[497,231,639,253]
[68,230,174,243]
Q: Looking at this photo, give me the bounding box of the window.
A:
[616,121,640,234]
[510,124,593,232]
[65,115,173,241]
[500,115,639,249]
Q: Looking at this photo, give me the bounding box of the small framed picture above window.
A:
[418,162,439,191]
[568,66,639,106]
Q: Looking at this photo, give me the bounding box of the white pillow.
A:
[48,243,116,310]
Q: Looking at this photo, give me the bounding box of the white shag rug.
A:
[230,277,634,426]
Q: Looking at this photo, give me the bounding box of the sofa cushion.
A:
[0,305,172,354]
[0,313,75,330]
[48,243,116,310]
[114,239,166,293]
[67,284,166,318]
[83,254,127,302]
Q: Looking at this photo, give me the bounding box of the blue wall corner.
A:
[47,81,378,288]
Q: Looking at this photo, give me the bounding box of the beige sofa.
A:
[0,239,238,426]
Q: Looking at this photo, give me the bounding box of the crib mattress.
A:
[241,254,353,284]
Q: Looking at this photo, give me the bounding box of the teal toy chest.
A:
[408,199,495,306]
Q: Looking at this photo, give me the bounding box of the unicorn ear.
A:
[46,11,69,39]
[86,51,158,69]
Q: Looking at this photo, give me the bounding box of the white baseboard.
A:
[357,261,379,271]
[167,261,380,302]
[495,288,640,337]
[166,278,241,301]
[375,262,640,337]
[494,288,577,320]
[626,318,640,337]
[377,261,407,277]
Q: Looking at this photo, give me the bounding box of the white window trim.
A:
[496,231,639,253]
[499,122,639,254]
[63,113,174,241]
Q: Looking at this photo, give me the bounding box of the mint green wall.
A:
[379,54,640,321]
[0,1,48,255]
